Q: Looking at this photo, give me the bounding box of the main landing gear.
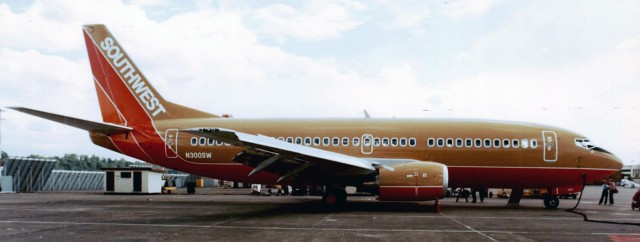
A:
[544,194,560,209]
[322,187,347,208]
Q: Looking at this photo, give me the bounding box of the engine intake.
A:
[377,161,448,201]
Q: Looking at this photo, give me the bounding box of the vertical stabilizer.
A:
[82,24,217,126]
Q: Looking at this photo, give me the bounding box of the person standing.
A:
[598,181,609,205]
[471,188,477,203]
[471,188,486,203]
[632,188,640,210]
[608,179,617,205]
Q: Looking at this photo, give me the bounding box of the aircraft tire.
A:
[544,196,560,209]
[322,188,347,208]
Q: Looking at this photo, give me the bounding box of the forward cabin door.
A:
[165,129,179,158]
[542,131,558,162]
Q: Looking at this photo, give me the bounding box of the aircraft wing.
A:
[9,107,132,135]
[182,128,376,183]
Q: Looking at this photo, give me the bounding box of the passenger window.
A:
[446,138,453,147]
[522,139,529,148]
[456,138,463,148]
[313,137,320,146]
[364,137,371,146]
[493,139,501,148]
[484,139,491,148]
[332,137,340,146]
[191,137,197,146]
[342,137,349,146]
[373,138,380,147]
[295,137,302,145]
[503,139,510,148]
[304,137,311,146]
[287,137,294,143]
[409,138,416,147]
[531,139,538,149]
[475,138,482,148]
[400,138,407,147]
[512,139,520,148]
[208,138,215,146]
[391,138,398,147]
[323,137,330,146]
[353,137,360,146]
[277,137,285,141]
[428,138,435,147]
[199,137,206,146]
[465,138,472,148]
[437,138,444,147]
[216,140,223,146]
[382,138,390,147]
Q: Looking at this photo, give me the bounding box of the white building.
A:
[621,165,640,181]
[102,168,164,194]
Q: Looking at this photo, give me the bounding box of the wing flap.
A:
[9,107,132,135]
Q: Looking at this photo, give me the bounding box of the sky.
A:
[0,0,639,165]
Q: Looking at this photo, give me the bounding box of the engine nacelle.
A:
[377,161,448,201]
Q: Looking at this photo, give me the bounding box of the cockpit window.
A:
[575,138,612,154]
[575,138,595,149]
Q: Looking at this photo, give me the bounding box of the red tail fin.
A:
[82,24,217,127]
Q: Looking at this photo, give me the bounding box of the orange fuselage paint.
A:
[80,24,621,191]
[91,118,622,188]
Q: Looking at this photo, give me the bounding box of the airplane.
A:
[10,24,622,209]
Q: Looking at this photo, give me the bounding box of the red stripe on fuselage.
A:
[447,166,615,188]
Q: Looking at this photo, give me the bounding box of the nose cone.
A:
[607,153,624,171]
[594,149,624,171]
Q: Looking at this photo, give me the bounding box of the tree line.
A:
[2,151,138,171]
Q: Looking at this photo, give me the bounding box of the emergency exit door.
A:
[361,134,374,154]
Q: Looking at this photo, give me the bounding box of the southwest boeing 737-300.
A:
[10,25,622,209]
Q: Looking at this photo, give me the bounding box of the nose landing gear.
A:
[544,194,560,209]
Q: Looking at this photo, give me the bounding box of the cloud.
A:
[375,0,431,30]
[127,0,169,8]
[456,1,640,72]
[436,35,640,159]
[0,1,152,52]
[0,48,118,159]
[252,0,365,42]
[449,0,502,17]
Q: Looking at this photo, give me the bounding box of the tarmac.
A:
[0,185,639,242]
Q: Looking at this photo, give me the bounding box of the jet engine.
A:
[372,161,448,201]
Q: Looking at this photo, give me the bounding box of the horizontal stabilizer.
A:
[8,107,132,135]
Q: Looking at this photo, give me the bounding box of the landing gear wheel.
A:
[322,188,347,208]
[544,195,560,209]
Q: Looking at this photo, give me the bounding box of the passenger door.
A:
[542,130,558,162]
[165,129,179,158]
